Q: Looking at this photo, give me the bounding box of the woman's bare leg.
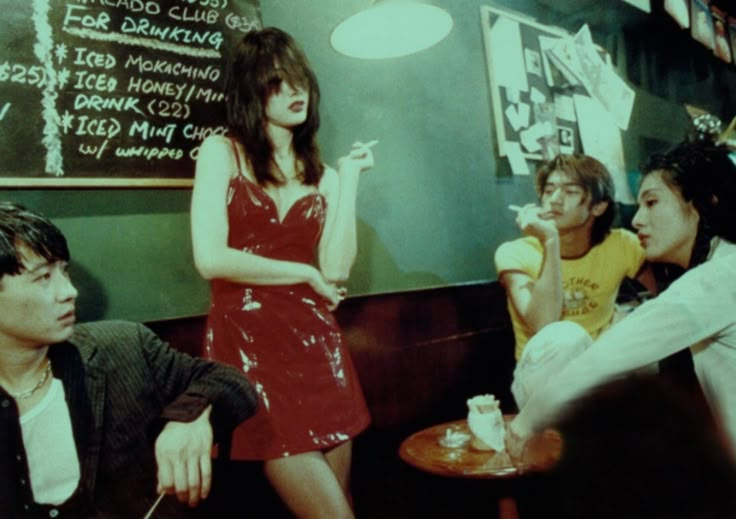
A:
[324,441,354,507]
[264,450,354,519]
[324,441,352,492]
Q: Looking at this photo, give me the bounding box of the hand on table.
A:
[504,418,531,472]
[505,417,563,474]
[155,404,213,507]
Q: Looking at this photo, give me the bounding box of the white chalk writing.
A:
[63,26,221,59]
[124,54,220,82]
[182,124,227,141]
[69,0,162,16]
[225,12,261,32]
[0,102,11,121]
[74,94,145,116]
[115,145,184,160]
[33,0,64,176]
[0,62,47,87]
[129,120,177,144]
[167,6,220,24]
[120,16,224,51]
[11,0,260,177]
[74,47,116,69]
[74,115,121,138]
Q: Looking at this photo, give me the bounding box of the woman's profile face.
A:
[632,170,700,268]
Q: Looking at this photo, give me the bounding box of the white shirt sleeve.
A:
[515,249,736,434]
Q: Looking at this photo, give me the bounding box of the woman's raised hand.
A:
[337,140,377,174]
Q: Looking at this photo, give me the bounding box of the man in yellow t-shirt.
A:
[494,154,656,362]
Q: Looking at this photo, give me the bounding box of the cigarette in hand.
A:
[365,140,379,148]
[143,492,166,519]
[508,204,522,213]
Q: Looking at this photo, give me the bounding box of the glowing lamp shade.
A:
[330,1,453,59]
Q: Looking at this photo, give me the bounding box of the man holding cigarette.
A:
[0,202,257,518]
[494,154,655,407]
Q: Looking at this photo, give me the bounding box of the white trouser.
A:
[511,321,592,409]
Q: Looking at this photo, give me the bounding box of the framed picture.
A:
[711,5,731,62]
[480,5,571,162]
[690,0,715,50]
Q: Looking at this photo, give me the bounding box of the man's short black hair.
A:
[0,201,69,279]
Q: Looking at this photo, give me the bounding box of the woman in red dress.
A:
[190,27,374,518]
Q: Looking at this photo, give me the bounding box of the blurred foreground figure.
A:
[520,375,736,519]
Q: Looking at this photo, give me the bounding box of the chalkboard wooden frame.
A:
[0,177,193,188]
[0,0,260,188]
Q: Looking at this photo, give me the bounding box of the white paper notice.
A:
[574,95,634,203]
[506,142,531,175]
[539,35,561,87]
[524,48,543,77]
[505,104,522,132]
[488,16,529,92]
[530,87,546,104]
[547,35,584,86]
[573,25,635,130]
[554,94,576,121]
[517,102,531,128]
[519,124,545,153]
[506,87,520,104]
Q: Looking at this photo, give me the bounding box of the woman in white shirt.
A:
[509,140,736,454]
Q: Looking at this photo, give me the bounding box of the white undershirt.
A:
[20,378,81,505]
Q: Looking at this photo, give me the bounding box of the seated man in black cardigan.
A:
[0,201,257,518]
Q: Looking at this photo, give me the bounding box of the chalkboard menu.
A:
[0,0,260,186]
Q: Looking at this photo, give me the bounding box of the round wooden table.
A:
[398,417,561,519]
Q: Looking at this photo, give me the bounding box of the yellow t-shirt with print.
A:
[494,228,646,360]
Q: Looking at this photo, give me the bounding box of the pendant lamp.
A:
[330,0,453,59]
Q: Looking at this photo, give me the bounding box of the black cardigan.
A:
[0,320,257,518]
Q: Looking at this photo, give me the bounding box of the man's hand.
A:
[155,404,213,507]
[515,203,558,243]
[505,417,532,472]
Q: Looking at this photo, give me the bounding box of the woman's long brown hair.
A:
[225,28,324,186]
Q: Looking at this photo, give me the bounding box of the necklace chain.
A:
[9,361,52,400]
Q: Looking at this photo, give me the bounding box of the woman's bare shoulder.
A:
[199,134,233,153]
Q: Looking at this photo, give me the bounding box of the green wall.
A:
[0,1,703,321]
[0,189,205,322]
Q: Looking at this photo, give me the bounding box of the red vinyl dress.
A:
[204,172,370,460]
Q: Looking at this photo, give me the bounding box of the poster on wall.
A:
[574,94,634,204]
[480,4,571,170]
[712,5,732,62]
[480,5,634,184]
[665,0,691,28]
[690,0,715,49]
[729,16,736,64]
